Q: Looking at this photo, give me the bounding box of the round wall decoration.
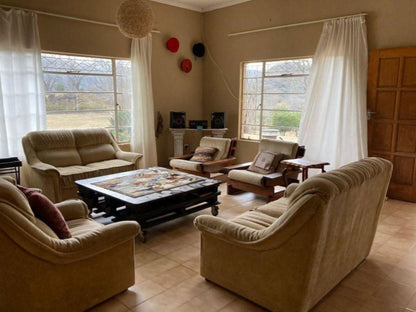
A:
[181,59,192,73]
[116,0,154,39]
[167,37,180,52]
[192,43,205,57]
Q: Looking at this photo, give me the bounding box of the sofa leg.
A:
[227,183,239,195]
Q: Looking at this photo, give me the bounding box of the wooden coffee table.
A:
[281,159,330,181]
[76,167,221,240]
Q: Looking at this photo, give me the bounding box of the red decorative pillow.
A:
[17,186,72,239]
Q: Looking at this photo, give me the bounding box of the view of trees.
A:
[42,54,132,142]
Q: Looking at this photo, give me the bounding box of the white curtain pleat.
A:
[298,16,368,170]
[0,8,46,158]
[130,35,158,167]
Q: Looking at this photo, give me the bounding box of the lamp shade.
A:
[116,0,154,38]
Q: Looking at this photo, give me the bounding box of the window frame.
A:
[41,51,132,143]
[238,56,313,142]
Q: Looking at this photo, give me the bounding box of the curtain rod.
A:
[0,4,161,34]
[228,12,368,37]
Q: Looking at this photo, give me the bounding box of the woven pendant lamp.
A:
[116,0,154,38]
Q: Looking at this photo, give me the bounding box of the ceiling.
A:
[152,0,251,12]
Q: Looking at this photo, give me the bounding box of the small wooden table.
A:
[281,159,330,181]
[0,157,22,184]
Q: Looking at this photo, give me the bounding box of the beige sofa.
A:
[194,157,392,312]
[22,128,142,202]
[0,176,140,312]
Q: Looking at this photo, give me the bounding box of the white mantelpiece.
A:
[169,128,228,156]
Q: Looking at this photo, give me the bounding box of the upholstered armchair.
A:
[225,139,304,201]
[195,158,392,312]
[169,136,237,178]
[0,177,140,312]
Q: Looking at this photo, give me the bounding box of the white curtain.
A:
[298,16,368,170]
[130,34,158,167]
[0,8,45,158]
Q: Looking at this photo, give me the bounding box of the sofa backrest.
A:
[263,157,392,308]
[73,128,118,165]
[0,178,35,223]
[23,130,82,167]
[200,136,231,160]
[259,139,299,172]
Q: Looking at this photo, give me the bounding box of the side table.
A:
[281,159,330,181]
[0,157,22,184]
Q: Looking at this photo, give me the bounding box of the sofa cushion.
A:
[190,146,218,162]
[18,186,72,239]
[200,137,231,160]
[28,130,82,167]
[255,197,290,218]
[248,152,283,174]
[73,128,117,165]
[0,178,35,223]
[86,159,135,176]
[228,169,265,186]
[66,218,104,237]
[170,159,203,172]
[56,166,98,187]
[35,218,59,238]
[231,211,276,230]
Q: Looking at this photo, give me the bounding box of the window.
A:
[41,53,132,142]
[240,57,312,142]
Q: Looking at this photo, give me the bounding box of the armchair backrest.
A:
[259,139,299,172]
[200,136,232,160]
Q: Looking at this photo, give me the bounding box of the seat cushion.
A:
[170,159,203,172]
[228,169,265,186]
[231,211,276,230]
[255,197,290,218]
[66,218,104,237]
[200,137,231,160]
[56,166,98,187]
[86,159,135,176]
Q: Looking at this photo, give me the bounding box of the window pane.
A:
[242,78,262,94]
[42,53,112,74]
[117,94,132,111]
[44,74,114,92]
[46,93,114,112]
[116,76,132,93]
[265,58,312,76]
[241,109,261,126]
[243,62,263,78]
[263,94,305,110]
[262,126,299,142]
[46,111,114,130]
[263,77,309,93]
[241,125,260,140]
[118,127,131,143]
[241,94,261,110]
[116,59,131,75]
[261,110,301,130]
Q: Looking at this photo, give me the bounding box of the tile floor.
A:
[88,183,416,312]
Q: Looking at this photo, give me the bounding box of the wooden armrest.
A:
[201,157,236,173]
[220,162,253,174]
[263,172,283,181]
[169,153,194,161]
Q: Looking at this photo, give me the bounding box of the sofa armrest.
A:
[194,215,261,244]
[31,162,59,175]
[56,199,89,220]
[284,183,299,197]
[220,162,252,174]
[116,151,142,168]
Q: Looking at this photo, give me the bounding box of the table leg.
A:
[302,168,308,181]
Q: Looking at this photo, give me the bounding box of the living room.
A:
[1,0,416,311]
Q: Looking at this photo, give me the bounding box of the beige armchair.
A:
[22,128,142,202]
[169,136,237,178]
[225,139,303,201]
[0,177,140,312]
[195,158,392,312]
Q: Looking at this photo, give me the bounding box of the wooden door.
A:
[368,47,416,202]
